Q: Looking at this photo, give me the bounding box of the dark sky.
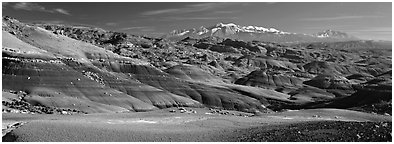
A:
[2,2,392,40]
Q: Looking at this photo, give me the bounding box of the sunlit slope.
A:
[2,20,294,113]
[2,24,203,112]
[3,31,161,112]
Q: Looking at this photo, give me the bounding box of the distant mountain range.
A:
[163,23,359,44]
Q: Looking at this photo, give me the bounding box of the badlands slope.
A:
[3,16,392,115]
[3,17,293,113]
[2,16,392,142]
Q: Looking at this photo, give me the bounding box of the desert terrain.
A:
[3,107,391,142]
[2,13,392,142]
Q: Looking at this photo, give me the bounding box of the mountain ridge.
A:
[164,22,359,44]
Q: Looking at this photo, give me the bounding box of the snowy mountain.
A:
[164,23,359,44]
[314,29,357,39]
[169,23,291,36]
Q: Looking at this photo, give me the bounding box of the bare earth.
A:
[1,13,392,142]
[2,108,391,142]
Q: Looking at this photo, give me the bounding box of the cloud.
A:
[142,8,180,16]
[54,8,71,15]
[12,2,71,15]
[141,3,235,16]
[302,15,383,21]
[168,16,238,20]
[213,10,239,14]
[13,2,47,11]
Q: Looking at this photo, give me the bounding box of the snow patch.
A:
[217,23,238,27]
[211,27,220,34]
[177,30,189,36]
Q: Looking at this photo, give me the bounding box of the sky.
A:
[2,2,392,40]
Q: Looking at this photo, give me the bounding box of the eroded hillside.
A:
[2,16,392,115]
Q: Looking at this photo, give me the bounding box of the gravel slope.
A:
[2,108,392,142]
[232,121,392,142]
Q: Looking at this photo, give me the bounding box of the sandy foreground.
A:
[2,108,392,142]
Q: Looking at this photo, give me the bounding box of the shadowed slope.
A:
[3,17,296,113]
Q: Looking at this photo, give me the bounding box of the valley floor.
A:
[2,108,392,142]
